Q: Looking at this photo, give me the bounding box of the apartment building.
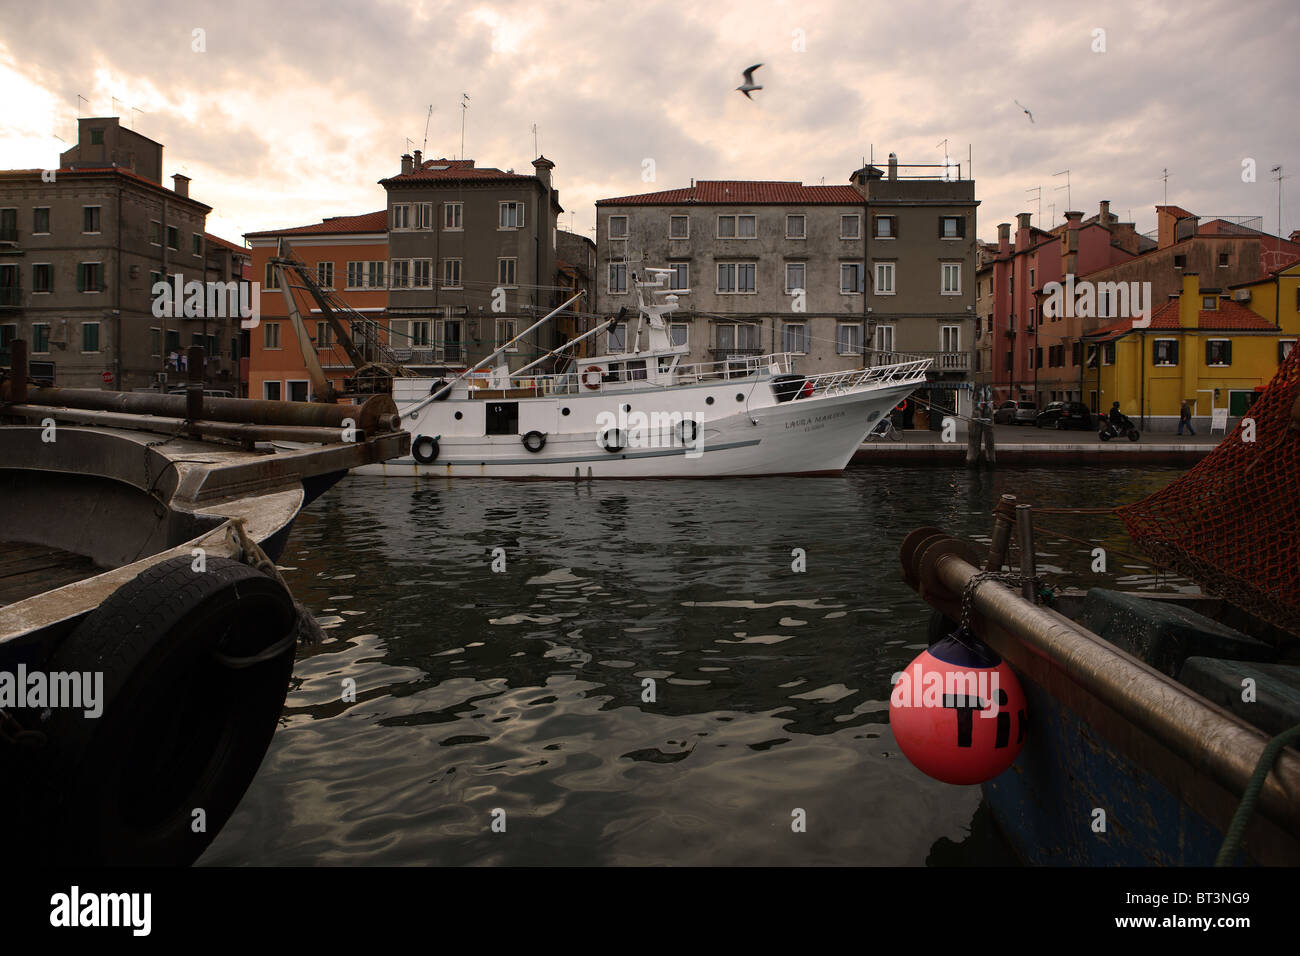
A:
[594,153,978,421]
[244,210,389,400]
[0,117,243,391]
[377,152,564,369]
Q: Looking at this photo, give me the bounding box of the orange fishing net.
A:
[1118,344,1300,636]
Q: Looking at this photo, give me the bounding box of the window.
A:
[497,258,517,287]
[192,234,202,256]
[1206,339,1232,367]
[668,262,689,291]
[32,263,52,293]
[670,323,688,347]
[1280,340,1296,363]
[287,381,309,403]
[608,323,627,351]
[1153,339,1178,366]
[443,202,463,230]
[874,324,895,353]
[1029,268,1035,288]
[389,259,410,289]
[785,262,806,294]
[149,220,162,245]
[837,323,863,355]
[716,323,761,352]
[33,323,50,353]
[669,215,689,239]
[166,226,179,250]
[165,329,180,354]
[33,207,49,234]
[1027,347,1035,370]
[412,259,432,288]
[1036,346,1044,369]
[263,381,282,401]
[1219,252,1230,268]
[83,206,101,234]
[82,322,100,353]
[873,215,895,239]
[716,215,756,238]
[609,262,628,294]
[786,215,805,239]
[437,318,463,361]
[89,127,104,145]
[875,261,895,294]
[1173,254,1186,269]
[1029,306,1036,328]
[1005,351,1014,371]
[77,262,103,292]
[264,323,281,349]
[940,215,965,238]
[150,327,161,357]
[264,262,280,289]
[410,320,430,347]
[609,215,629,239]
[1202,296,1217,310]
[414,203,432,230]
[840,215,861,239]
[0,208,13,240]
[442,258,462,289]
[941,325,960,353]
[1102,342,1116,366]
[391,204,411,230]
[716,262,756,293]
[317,261,334,288]
[782,322,808,354]
[499,202,526,229]
[1072,341,1081,366]
[941,262,962,295]
[367,261,385,289]
[496,318,519,351]
[841,262,864,294]
[315,322,334,349]
[346,261,364,288]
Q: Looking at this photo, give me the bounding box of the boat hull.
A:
[355,383,913,479]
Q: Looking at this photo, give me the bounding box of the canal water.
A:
[202,464,1185,866]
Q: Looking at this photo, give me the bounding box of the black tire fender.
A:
[522,430,547,453]
[34,555,297,866]
[412,434,440,463]
[599,427,626,453]
[677,418,700,444]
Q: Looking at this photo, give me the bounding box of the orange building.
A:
[244,211,387,400]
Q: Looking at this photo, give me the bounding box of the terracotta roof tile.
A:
[597,180,864,206]
[244,210,387,238]
[204,232,248,254]
[1088,298,1276,338]
[380,158,535,184]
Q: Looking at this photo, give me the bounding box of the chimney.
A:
[1180,273,1201,329]
[887,152,898,180]
[1063,211,1083,276]
[413,149,422,168]
[997,222,1011,255]
[401,153,413,175]
[532,155,555,190]
[1098,199,1111,224]
[172,173,190,198]
[1016,212,1033,235]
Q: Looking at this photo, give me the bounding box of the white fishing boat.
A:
[353,270,930,479]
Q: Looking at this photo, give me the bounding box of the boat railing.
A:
[800,358,932,397]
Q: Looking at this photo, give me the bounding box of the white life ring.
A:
[581,366,603,390]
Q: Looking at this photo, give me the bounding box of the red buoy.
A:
[889,632,1026,785]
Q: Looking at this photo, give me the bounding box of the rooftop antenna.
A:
[460,92,470,160]
[1053,169,1071,211]
[1161,168,1169,206]
[423,104,433,154]
[76,94,86,117]
[1025,185,1042,225]
[111,96,121,116]
[130,106,143,130]
[405,137,415,154]
[1048,201,1056,228]
[1272,165,1286,253]
[532,123,538,157]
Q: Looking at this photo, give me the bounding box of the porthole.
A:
[705,396,715,405]
[736,393,744,402]
[561,407,571,416]
[454,411,463,420]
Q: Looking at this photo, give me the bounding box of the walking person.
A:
[1178,399,1196,436]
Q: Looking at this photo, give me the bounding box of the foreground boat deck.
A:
[0,542,104,608]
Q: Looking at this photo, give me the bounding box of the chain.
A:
[959,570,1049,635]
[143,431,185,496]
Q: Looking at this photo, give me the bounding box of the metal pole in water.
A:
[986,494,1017,571]
[1015,503,1037,602]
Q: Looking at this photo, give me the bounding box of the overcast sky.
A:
[2,0,1297,249]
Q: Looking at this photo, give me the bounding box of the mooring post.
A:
[1016,503,1038,603]
[986,494,1017,571]
[982,415,996,465]
[966,418,980,467]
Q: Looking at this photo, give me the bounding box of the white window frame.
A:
[940,215,963,239]
[786,215,806,239]
[367,260,386,289]
[670,323,689,347]
[609,262,628,294]
[874,324,895,353]
[442,258,463,290]
[941,262,962,295]
[609,215,629,239]
[391,204,411,230]
[668,262,689,291]
[262,380,283,401]
[669,215,689,239]
[940,325,961,353]
[389,259,411,289]
[286,379,311,403]
[873,215,895,239]
[32,262,52,294]
[841,262,864,294]
[443,202,464,231]
[874,261,896,295]
[782,322,809,355]
[837,323,864,355]
[317,260,334,289]
[410,319,431,347]
[496,318,519,352]
[264,322,282,350]
[1152,337,1179,367]
[1280,339,1296,363]
[716,261,756,294]
[840,214,861,240]
[499,202,526,229]
[82,205,102,235]
[315,321,334,350]
[346,261,364,289]
[785,262,806,294]
[414,202,433,230]
[497,257,518,288]
[81,320,101,354]
[1206,338,1232,368]
[715,322,761,352]
[412,258,433,289]
[716,214,756,239]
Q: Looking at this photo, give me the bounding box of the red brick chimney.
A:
[998,222,1011,255]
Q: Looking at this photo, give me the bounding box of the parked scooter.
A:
[1099,414,1141,442]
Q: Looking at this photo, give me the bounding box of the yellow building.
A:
[1082,272,1296,431]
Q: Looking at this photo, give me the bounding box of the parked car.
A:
[167,386,235,399]
[994,400,1038,425]
[1035,401,1094,430]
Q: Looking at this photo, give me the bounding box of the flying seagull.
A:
[1014,99,1034,123]
[737,63,763,99]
